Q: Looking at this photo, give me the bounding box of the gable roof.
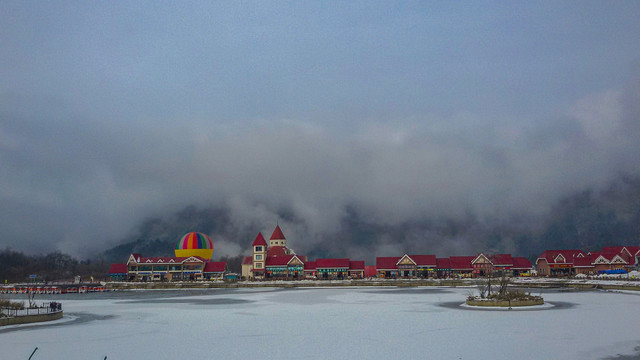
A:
[316,258,350,269]
[252,233,267,246]
[376,257,401,270]
[396,254,416,266]
[536,249,585,265]
[108,263,128,274]
[127,255,207,265]
[242,256,253,265]
[472,253,492,265]
[203,262,226,273]
[270,225,286,240]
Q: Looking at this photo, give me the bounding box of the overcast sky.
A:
[1,2,640,257]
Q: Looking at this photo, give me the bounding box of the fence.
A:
[0,302,62,318]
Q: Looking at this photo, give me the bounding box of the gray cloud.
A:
[2,71,640,258]
[2,3,640,258]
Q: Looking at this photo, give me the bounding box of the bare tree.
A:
[27,289,36,308]
[498,273,510,297]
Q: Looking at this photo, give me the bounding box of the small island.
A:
[466,276,544,307]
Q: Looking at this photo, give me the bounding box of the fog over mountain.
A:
[1,3,640,260]
[98,175,640,264]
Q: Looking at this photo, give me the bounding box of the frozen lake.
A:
[1,287,639,359]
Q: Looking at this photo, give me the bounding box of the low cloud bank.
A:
[1,72,639,258]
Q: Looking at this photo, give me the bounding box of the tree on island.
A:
[468,274,543,304]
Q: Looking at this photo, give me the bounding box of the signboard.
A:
[318,268,348,273]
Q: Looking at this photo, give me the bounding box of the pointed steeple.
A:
[252,232,267,246]
[269,224,286,247]
[270,225,286,240]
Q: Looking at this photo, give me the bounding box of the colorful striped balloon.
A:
[174,232,214,260]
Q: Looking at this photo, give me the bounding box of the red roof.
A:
[252,233,267,246]
[376,257,400,270]
[449,256,474,270]
[536,250,585,265]
[266,254,297,266]
[270,225,286,240]
[436,258,451,269]
[316,258,350,269]
[242,256,253,265]
[511,257,533,270]
[627,246,640,256]
[408,255,437,267]
[267,246,288,257]
[573,255,594,267]
[204,262,226,273]
[490,254,513,266]
[349,260,365,270]
[108,263,128,274]
[304,261,316,270]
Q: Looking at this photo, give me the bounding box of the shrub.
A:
[0,298,25,310]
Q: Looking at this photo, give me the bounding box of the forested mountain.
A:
[99,177,640,264]
[3,177,638,282]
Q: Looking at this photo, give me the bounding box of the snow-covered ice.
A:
[1,287,639,359]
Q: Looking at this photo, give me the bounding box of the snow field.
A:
[1,287,639,359]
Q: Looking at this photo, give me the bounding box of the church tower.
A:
[269,224,286,247]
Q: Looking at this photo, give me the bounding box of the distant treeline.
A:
[0,248,109,283]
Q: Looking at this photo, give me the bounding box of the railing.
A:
[0,302,62,318]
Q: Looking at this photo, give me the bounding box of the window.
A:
[255,246,262,252]
[256,263,263,269]
[255,255,262,260]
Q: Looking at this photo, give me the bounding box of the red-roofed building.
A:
[265,254,305,278]
[535,246,640,276]
[124,254,226,281]
[471,253,519,277]
[536,249,586,276]
[203,262,227,280]
[376,257,401,278]
[304,261,317,278]
[241,225,307,279]
[316,258,351,279]
[395,254,437,278]
[573,255,595,275]
[436,258,451,278]
[349,260,365,278]
[511,257,533,276]
[108,264,128,281]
